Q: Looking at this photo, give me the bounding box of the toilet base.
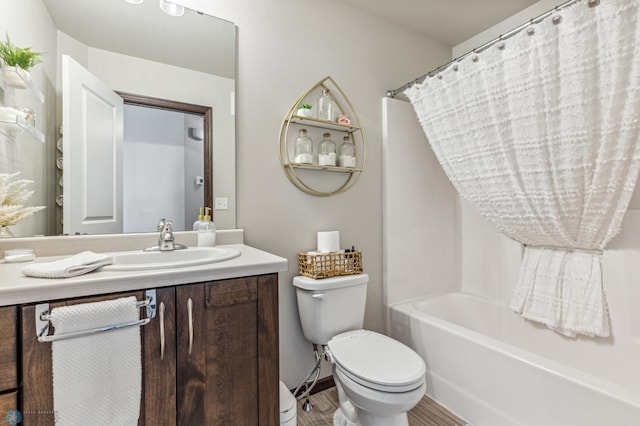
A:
[333,406,409,426]
[333,408,360,426]
[354,409,408,426]
[333,367,425,426]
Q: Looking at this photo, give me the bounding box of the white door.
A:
[62,55,123,235]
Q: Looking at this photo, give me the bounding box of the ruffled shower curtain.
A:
[406,0,640,337]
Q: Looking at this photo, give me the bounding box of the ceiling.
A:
[343,0,541,46]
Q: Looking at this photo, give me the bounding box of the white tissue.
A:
[317,231,340,253]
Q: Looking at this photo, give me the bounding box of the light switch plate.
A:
[214,197,228,210]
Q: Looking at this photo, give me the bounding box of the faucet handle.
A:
[157,218,167,231]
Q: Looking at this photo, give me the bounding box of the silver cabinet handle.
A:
[159,302,165,361]
[187,298,194,355]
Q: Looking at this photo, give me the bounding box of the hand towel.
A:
[21,251,113,278]
[50,297,141,426]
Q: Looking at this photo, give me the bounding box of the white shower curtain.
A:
[406,0,640,337]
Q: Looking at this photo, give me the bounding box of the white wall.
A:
[176,0,451,387]
[382,97,458,318]
[122,105,187,233]
[184,113,205,229]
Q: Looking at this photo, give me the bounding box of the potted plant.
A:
[0,34,42,89]
[296,104,313,118]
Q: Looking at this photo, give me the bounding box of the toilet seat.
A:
[327,330,425,393]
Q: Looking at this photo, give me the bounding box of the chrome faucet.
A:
[144,219,187,252]
[158,219,176,251]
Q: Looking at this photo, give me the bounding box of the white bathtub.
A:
[389,292,640,425]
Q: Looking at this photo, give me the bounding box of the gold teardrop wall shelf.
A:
[278,76,366,196]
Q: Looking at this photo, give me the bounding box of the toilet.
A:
[280,380,297,425]
[293,273,426,426]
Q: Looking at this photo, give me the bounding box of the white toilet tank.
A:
[293,273,368,345]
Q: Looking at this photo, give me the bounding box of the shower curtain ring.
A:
[552,14,562,25]
[588,0,600,7]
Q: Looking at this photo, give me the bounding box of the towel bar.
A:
[35,290,157,343]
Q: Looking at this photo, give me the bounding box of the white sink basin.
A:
[103,246,241,271]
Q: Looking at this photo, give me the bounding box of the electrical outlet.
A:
[214,197,228,210]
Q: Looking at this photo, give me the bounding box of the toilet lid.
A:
[327,330,425,393]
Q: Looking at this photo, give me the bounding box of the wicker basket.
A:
[298,250,363,279]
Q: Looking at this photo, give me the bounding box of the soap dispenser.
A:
[196,207,216,247]
[193,207,205,231]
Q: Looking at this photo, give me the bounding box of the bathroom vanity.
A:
[0,231,287,425]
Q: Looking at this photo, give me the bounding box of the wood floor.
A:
[296,387,467,426]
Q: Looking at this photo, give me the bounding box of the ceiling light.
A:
[123,0,144,4]
[159,0,185,17]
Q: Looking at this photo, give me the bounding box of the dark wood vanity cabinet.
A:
[18,273,279,426]
[0,306,18,421]
[147,274,280,426]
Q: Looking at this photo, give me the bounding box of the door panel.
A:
[62,54,124,235]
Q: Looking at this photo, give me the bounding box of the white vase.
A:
[2,67,30,89]
[296,108,313,117]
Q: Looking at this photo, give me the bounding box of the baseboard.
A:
[310,375,335,394]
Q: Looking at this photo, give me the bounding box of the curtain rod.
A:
[386,0,597,98]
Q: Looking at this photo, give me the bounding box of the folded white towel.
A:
[21,251,113,278]
[50,297,142,426]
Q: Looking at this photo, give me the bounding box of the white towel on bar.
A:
[21,251,113,278]
[50,297,142,426]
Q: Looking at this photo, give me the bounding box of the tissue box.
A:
[298,251,363,279]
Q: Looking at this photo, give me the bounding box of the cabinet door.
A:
[0,306,17,393]
[21,290,148,426]
[142,286,177,425]
[176,275,279,425]
[256,274,279,425]
[205,277,259,424]
[176,283,207,425]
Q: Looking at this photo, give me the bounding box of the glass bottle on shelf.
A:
[318,133,337,166]
[293,128,313,164]
[317,87,337,122]
[338,135,356,168]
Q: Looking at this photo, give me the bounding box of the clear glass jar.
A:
[338,135,356,168]
[317,88,337,122]
[293,128,313,164]
[318,133,336,166]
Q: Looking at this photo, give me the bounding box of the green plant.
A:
[0,34,42,70]
[298,104,312,109]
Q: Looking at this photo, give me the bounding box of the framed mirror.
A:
[0,0,236,237]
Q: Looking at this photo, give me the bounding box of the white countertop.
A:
[0,244,288,306]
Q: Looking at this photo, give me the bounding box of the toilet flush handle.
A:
[312,293,326,300]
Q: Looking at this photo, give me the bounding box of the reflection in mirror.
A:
[0,0,236,237]
[120,94,211,234]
